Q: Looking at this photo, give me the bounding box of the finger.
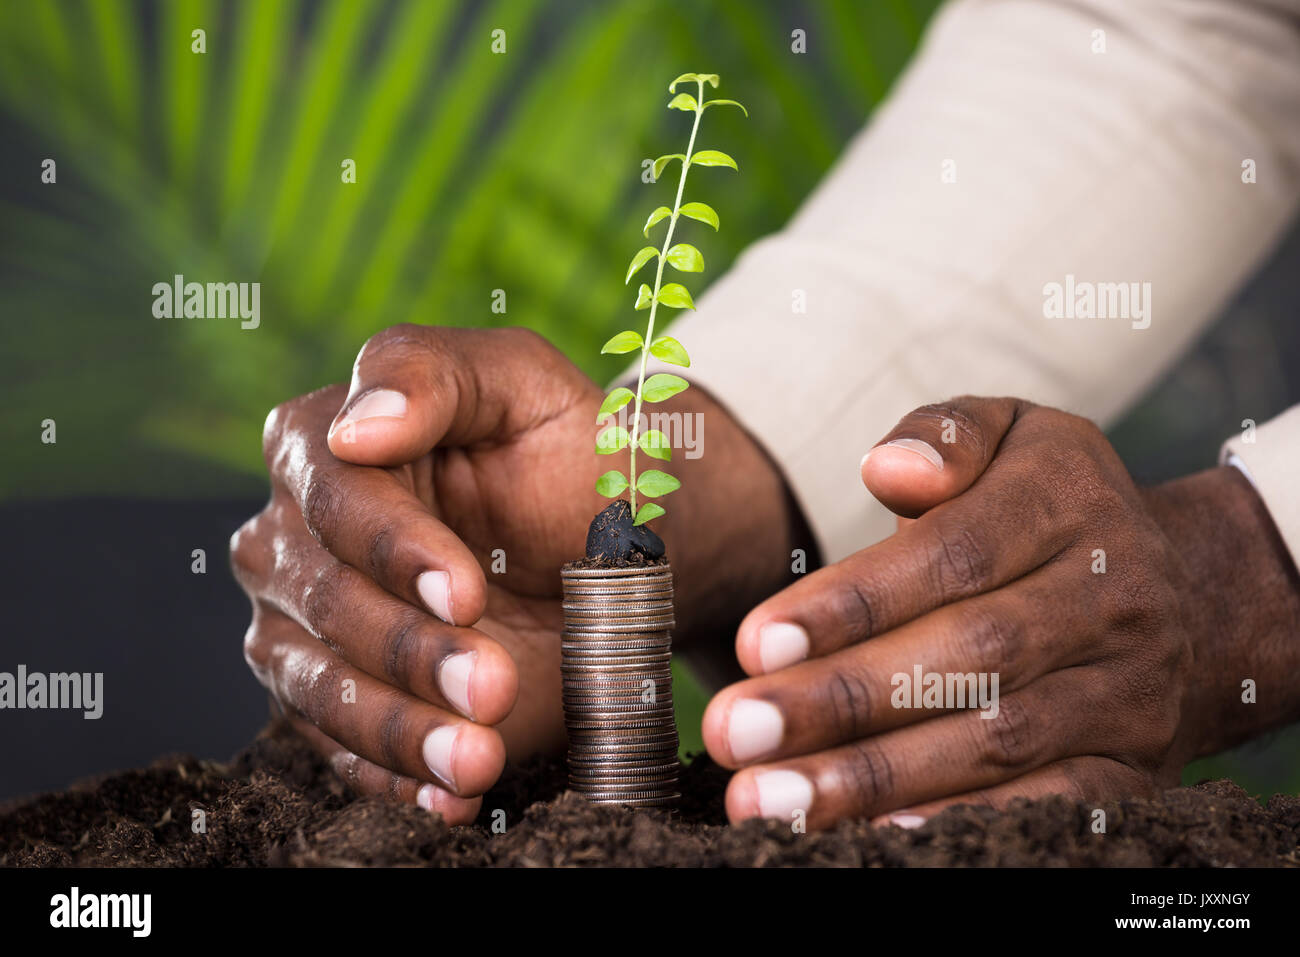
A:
[245,607,506,796]
[241,522,517,722]
[709,564,1087,766]
[735,429,1083,674]
[262,405,489,626]
[859,396,1025,519]
[870,757,1152,829]
[325,325,592,466]
[723,674,1132,829]
[288,715,482,825]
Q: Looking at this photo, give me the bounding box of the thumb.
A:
[327,325,591,466]
[860,397,1026,519]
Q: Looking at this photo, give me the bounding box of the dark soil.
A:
[2,720,1297,867]
[581,499,666,564]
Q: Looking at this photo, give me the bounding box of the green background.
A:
[2,0,1295,796]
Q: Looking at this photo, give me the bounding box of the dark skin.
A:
[231,325,1300,827]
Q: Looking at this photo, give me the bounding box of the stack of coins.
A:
[560,562,680,808]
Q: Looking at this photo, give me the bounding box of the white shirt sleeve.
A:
[1221,406,1300,569]
[643,0,1300,562]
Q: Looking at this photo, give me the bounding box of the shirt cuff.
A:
[1220,405,1300,570]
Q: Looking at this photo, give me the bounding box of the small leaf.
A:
[633,502,666,526]
[596,426,630,454]
[601,330,644,354]
[690,149,738,171]
[668,73,719,92]
[703,98,748,117]
[636,469,681,497]
[678,202,718,230]
[598,387,634,419]
[595,470,629,497]
[643,373,689,403]
[650,336,690,367]
[643,206,671,237]
[639,429,671,461]
[634,283,654,310]
[652,153,685,180]
[667,92,697,111]
[625,246,659,284]
[657,283,695,309]
[665,243,703,273]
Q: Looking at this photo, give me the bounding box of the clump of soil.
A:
[2,720,1296,867]
[580,499,666,565]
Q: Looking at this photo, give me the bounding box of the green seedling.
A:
[595,72,747,526]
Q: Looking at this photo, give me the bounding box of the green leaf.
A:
[652,153,686,181]
[595,470,628,497]
[667,92,698,112]
[639,430,672,461]
[650,336,690,367]
[657,283,696,309]
[678,202,719,230]
[665,243,704,273]
[634,283,654,310]
[643,373,690,403]
[669,73,719,92]
[625,246,659,284]
[596,426,630,454]
[633,502,666,526]
[601,330,644,354]
[636,469,681,497]
[703,98,749,117]
[690,149,738,171]
[643,206,671,237]
[598,387,634,419]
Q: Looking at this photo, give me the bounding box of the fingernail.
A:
[863,438,944,472]
[422,725,460,789]
[890,813,927,830]
[754,769,814,820]
[332,388,407,435]
[728,699,784,763]
[417,570,454,623]
[757,622,809,673]
[416,783,438,812]
[438,651,476,719]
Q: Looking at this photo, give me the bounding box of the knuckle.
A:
[242,623,270,677]
[840,740,896,809]
[261,403,289,468]
[381,618,424,686]
[301,471,343,545]
[378,701,411,768]
[823,670,874,741]
[823,565,879,639]
[912,401,986,457]
[926,520,994,601]
[981,694,1037,769]
[961,602,1024,670]
[303,561,348,639]
[228,516,262,578]
[364,519,399,581]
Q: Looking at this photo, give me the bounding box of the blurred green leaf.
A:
[643,205,672,237]
[625,246,659,284]
[595,470,628,496]
[601,330,644,354]
[633,502,666,525]
[678,201,719,230]
[650,336,690,366]
[636,469,680,497]
[665,243,703,273]
[667,92,697,112]
[690,149,737,170]
[657,283,696,309]
[596,426,630,454]
[639,429,672,461]
[598,387,634,418]
[643,373,689,402]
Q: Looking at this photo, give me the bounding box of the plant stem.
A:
[629,79,705,517]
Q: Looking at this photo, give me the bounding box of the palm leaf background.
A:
[0,0,939,497]
[3,0,1292,792]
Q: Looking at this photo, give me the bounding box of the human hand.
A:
[703,397,1300,829]
[231,326,604,823]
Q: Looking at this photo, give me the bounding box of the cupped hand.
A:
[231,325,605,823]
[703,396,1288,829]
